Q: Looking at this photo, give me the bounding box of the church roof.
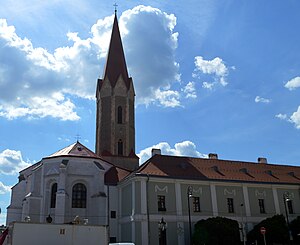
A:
[47,141,100,159]
[135,154,300,185]
[105,166,131,185]
[102,13,131,89]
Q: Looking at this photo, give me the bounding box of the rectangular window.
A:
[227,198,234,213]
[111,211,116,219]
[193,197,201,212]
[110,237,117,243]
[158,195,166,211]
[258,199,266,213]
[287,200,294,214]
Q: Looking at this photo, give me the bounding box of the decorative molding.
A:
[192,187,203,195]
[155,185,168,193]
[224,188,236,196]
[45,167,59,176]
[255,190,266,197]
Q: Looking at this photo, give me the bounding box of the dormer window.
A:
[117,106,122,124]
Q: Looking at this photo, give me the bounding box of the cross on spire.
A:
[113,3,118,14]
[75,134,81,142]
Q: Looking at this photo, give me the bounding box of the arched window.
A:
[117,106,122,124]
[118,139,123,156]
[72,183,87,208]
[50,183,57,208]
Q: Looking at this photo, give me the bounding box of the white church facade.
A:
[6,12,300,245]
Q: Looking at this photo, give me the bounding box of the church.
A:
[6,12,300,245]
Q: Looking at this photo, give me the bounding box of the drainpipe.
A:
[146,175,150,245]
[107,185,110,243]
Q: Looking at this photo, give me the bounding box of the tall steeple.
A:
[102,14,130,89]
[95,13,138,171]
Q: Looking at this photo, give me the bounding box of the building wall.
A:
[248,187,276,217]
[7,222,107,245]
[7,156,110,226]
[117,176,300,245]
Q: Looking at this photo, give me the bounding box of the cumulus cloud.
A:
[121,5,180,106]
[275,113,288,120]
[182,82,197,99]
[276,106,300,129]
[0,6,182,120]
[137,141,207,164]
[0,181,11,194]
[255,96,271,104]
[284,77,300,90]
[202,81,214,90]
[290,106,300,129]
[0,149,31,175]
[193,56,230,89]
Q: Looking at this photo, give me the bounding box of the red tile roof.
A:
[105,166,131,185]
[46,141,101,159]
[101,14,131,89]
[136,154,300,184]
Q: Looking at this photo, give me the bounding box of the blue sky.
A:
[0,0,300,225]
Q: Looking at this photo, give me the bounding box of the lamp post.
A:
[158,217,167,245]
[240,203,246,245]
[283,192,291,243]
[187,186,193,245]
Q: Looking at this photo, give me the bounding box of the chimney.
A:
[208,153,218,159]
[258,157,267,164]
[152,148,161,156]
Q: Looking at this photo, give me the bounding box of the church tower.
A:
[95,13,138,171]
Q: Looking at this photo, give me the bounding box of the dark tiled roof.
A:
[105,166,131,185]
[101,14,131,89]
[136,154,300,184]
[46,141,100,159]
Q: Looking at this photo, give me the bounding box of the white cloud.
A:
[0,6,183,120]
[137,141,207,164]
[0,149,31,175]
[275,113,288,120]
[0,181,11,194]
[183,82,197,99]
[193,56,230,89]
[202,82,214,90]
[154,89,181,107]
[121,5,181,107]
[0,93,79,120]
[290,106,300,129]
[276,106,300,129]
[255,96,271,104]
[284,77,300,90]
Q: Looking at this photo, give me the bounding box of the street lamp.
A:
[283,192,291,243]
[240,203,246,245]
[187,186,193,245]
[158,217,167,245]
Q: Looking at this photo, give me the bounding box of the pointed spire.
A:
[102,13,130,89]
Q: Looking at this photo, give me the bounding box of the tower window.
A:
[117,106,122,124]
[118,139,123,155]
[72,183,87,208]
[50,183,57,208]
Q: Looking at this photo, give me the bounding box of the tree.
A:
[247,214,289,245]
[193,216,240,245]
[290,216,300,244]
